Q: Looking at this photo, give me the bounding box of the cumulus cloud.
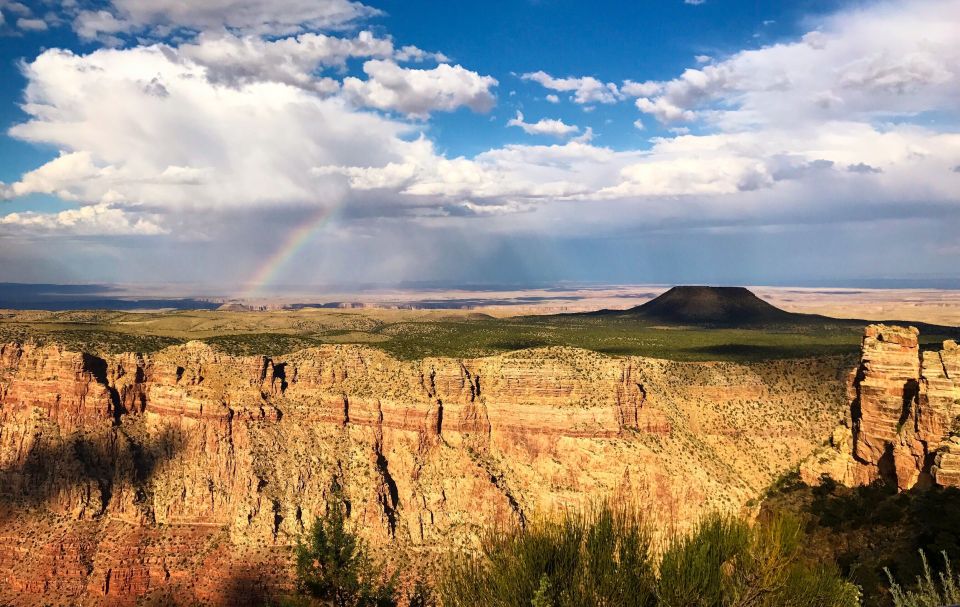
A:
[394,45,450,64]
[177,30,393,91]
[74,0,379,39]
[342,60,497,118]
[2,151,104,200]
[315,135,616,205]
[521,71,622,104]
[634,0,960,125]
[597,125,960,203]
[0,203,167,236]
[621,79,661,97]
[635,96,695,122]
[73,10,128,43]
[16,17,47,31]
[3,0,960,279]
[7,45,418,211]
[847,162,882,174]
[507,111,579,137]
[3,2,31,17]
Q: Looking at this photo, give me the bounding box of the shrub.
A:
[657,513,860,607]
[886,550,960,607]
[440,505,859,607]
[292,480,397,607]
[439,501,657,607]
[406,578,437,607]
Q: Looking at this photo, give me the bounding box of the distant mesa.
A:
[622,286,798,326]
[217,302,255,312]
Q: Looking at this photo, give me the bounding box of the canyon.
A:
[802,325,960,490]
[0,339,848,605]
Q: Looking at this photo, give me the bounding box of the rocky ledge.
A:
[802,325,960,490]
[0,340,846,605]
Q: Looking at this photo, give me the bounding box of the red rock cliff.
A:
[801,325,960,490]
[0,341,846,605]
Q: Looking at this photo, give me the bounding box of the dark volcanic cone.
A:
[627,286,797,326]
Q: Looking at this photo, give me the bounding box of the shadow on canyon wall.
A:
[218,570,276,607]
[0,424,185,523]
[762,473,960,606]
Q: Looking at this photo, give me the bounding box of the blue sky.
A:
[380,0,846,153]
[0,0,848,163]
[0,0,958,290]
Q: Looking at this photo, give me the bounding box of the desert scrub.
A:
[204,332,326,357]
[657,513,859,607]
[886,550,960,607]
[288,480,398,607]
[440,501,656,607]
[439,503,858,607]
[0,327,182,354]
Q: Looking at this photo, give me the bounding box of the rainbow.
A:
[241,206,337,298]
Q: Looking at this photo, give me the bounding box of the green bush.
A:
[886,550,960,607]
[439,505,860,607]
[439,502,656,607]
[406,578,437,607]
[658,513,860,607]
[292,480,397,607]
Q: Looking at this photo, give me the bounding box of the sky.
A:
[0,0,958,293]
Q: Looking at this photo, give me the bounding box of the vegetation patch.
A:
[761,474,960,606]
[2,308,957,362]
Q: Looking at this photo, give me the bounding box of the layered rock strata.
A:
[801,326,960,490]
[0,341,846,605]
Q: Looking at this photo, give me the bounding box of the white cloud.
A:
[178,30,393,92]
[171,30,451,94]
[621,79,661,97]
[4,2,31,17]
[316,135,616,204]
[394,45,450,64]
[3,0,960,257]
[507,111,579,137]
[685,0,706,5]
[521,71,622,104]
[2,151,103,200]
[633,119,645,130]
[545,94,559,103]
[342,60,497,118]
[7,45,419,212]
[16,17,47,31]
[635,96,696,122]
[572,127,595,144]
[598,124,960,202]
[635,0,960,125]
[606,154,773,197]
[74,0,379,39]
[73,9,128,40]
[0,203,167,236]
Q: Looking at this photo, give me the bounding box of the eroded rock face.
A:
[802,326,960,491]
[0,341,846,606]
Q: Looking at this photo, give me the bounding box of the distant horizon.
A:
[4,279,960,313]
[6,277,960,294]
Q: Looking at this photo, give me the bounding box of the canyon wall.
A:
[0,341,847,605]
[801,325,960,490]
